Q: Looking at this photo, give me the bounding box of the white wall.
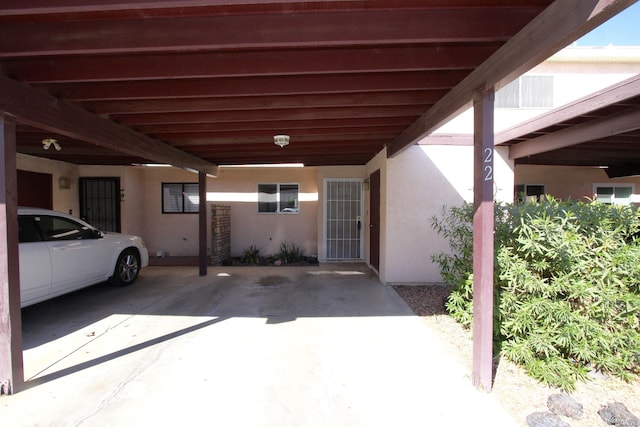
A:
[381,144,513,284]
[435,47,640,135]
[208,166,319,258]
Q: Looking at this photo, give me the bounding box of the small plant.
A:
[240,245,261,265]
[275,241,304,264]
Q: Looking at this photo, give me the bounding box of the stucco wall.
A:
[382,144,514,284]
[17,154,79,215]
[515,165,640,203]
[207,166,319,258]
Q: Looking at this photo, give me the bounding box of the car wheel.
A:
[111,248,140,286]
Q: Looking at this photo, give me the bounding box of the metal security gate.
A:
[324,179,364,260]
[79,177,121,232]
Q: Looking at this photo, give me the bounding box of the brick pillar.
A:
[210,205,230,265]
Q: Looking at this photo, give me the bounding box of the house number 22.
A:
[483,147,493,181]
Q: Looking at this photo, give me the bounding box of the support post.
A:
[198,172,207,276]
[0,114,24,395]
[472,90,495,392]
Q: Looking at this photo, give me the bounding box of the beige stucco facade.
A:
[15,47,640,285]
[515,165,640,204]
[17,143,639,286]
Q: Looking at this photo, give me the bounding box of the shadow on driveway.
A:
[7,264,516,426]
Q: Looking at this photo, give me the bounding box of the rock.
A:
[526,411,572,427]
[273,259,282,266]
[547,393,584,420]
[598,402,640,426]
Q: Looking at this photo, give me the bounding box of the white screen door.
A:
[325,179,364,260]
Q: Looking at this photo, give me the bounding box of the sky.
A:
[576,2,640,46]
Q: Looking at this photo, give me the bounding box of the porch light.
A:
[42,138,61,151]
[274,134,290,148]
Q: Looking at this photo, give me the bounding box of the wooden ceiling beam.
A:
[510,106,640,159]
[387,0,637,157]
[0,75,217,175]
[84,91,440,115]
[0,1,552,22]
[184,141,387,155]
[43,71,466,102]
[172,134,395,147]
[4,46,497,83]
[18,124,407,141]
[112,106,425,126]
[133,117,416,134]
[0,9,534,57]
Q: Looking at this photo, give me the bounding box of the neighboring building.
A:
[15,46,640,284]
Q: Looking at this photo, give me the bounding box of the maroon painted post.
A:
[198,171,207,276]
[472,90,495,392]
[0,115,24,395]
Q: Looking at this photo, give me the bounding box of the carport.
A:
[1,0,637,396]
[497,73,640,175]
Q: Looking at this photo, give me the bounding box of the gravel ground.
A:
[392,285,640,427]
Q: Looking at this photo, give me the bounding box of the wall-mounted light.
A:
[120,189,125,202]
[58,176,70,189]
[274,134,290,148]
[363,178,370,191]
[42,138,61,151]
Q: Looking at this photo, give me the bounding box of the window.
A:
[258,183,299,213]
[496,76,553,109]
[515,184,545,203]
[20,215,97,241]
[594,184,634,205]
[162,183,199,213]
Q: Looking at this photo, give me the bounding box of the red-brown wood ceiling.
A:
[1,0,619,168]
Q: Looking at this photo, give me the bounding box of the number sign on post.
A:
[472,89,495,392]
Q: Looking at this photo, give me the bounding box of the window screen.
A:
[496,76,553,108]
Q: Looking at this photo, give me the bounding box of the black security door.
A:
[79,177,121,232]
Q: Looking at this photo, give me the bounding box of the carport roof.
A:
[496,73,640,177]
[0,0,636,173]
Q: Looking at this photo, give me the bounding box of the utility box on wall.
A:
[210,205,231,265]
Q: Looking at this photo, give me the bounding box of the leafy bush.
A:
[240,245,261,265]
[432,198,640,390]
[275,241,304,264]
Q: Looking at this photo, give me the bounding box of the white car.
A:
[18,207,149,307]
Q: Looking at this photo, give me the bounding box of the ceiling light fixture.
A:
[42,138,61,151]
[274,134,290,148]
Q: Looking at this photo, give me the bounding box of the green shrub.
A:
[240,245,261,265]
[275,241,304,264]
[432,198,640,390]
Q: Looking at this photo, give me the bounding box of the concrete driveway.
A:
[1,264,517,426]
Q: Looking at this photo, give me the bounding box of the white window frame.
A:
[162,182,199,214]
[515,184,545,203]
[496,75,553,109]
[593,183,635,205]
[258,183,300,214]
